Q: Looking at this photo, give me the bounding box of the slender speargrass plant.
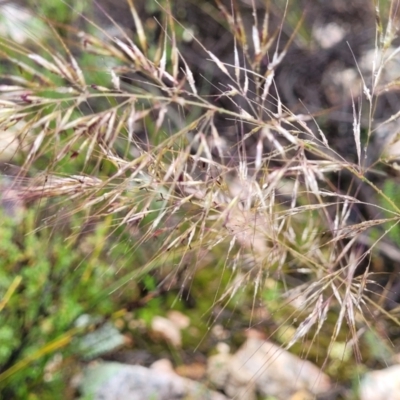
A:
[1,0,400,395]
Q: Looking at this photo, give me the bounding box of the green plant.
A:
[0,208,116,397]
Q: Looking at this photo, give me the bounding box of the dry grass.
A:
[1,0,400,380]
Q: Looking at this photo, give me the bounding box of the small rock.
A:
[78,361,228,400]
[360,364,400,400]
[166,310,190,329]
[151,316,182,348]
[207,338,332,400]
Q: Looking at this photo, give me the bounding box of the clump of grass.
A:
[1,0,400,396]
